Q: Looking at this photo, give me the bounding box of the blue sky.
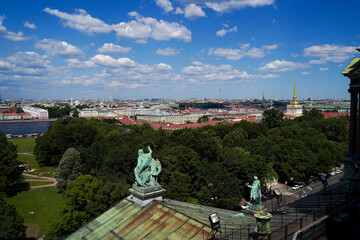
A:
[0,0,359,100]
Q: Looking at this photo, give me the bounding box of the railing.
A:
[212,185,359,240]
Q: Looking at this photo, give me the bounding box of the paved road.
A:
[261,172,344,212]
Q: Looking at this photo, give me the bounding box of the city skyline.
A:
[0,0,359,100]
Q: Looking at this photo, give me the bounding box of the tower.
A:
[287,76,303,116]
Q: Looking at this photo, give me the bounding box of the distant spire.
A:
[261,89,265,105]
[293,76,297,99]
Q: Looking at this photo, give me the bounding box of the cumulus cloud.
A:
[205,0,275,13]
[43,8,113,35]
[304,44,359,63]
[156,47,180,56]
[155,0,174,13]
[209,43,277,60]
[97,43,131,54]
[216,25,237,37]
[90,54,137,68]
[0,15,29,41]
[182,62,278,84]
[0,52,50,76]
[184,4,206,20]
[35,39,84,58]
[259,60,309,72]
[301,71,310,75]
[157,63,173,72]
[319,67,329,71]
[175,7,184,14]
[24,21,37,29]
[44,8,192,42]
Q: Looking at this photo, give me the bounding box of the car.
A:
[292,185,299,190]
[330,172,336,176]
[335,170,343,174]
[298,184,304,188]
[241,203,250,210]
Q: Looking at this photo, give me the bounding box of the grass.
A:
[28,181,54,187]
[17,154,56,177]
[7,187,65,238]
[9,138,36,153]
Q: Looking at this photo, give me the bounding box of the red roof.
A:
[2,113,20,116]
[321,112,349,118]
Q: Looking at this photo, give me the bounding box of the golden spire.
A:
[293,76,297,99]
[290,76,299,105]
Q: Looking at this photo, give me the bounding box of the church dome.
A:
[290,100,299,105]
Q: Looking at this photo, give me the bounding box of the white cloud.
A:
[155,0,174,13]
[259,60,309,72]
[301,71,310,75]
[44,8,192,42]
[35,39,84,58]
[156,47,180,56]
[205,0,274,13]
[65,58,97,69]
[0,15,29,41]
[157,63,173,72]
[97,43,131,54]
[175,7,184,14]
[184,4,206,20]
[304,44,359,63]
[24,21,37,29]
[319,67,329,71]
[216,25,237,37]
[181,62,278,84]
[209,44,277,60]
[43,8,113,35]
[90,54,137,68]
[0,52,50,76]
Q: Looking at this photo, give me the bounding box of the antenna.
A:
[219,87,222,100]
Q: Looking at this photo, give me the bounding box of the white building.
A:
[137,113,203,124]
[22,106,49,120]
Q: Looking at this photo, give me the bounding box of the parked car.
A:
[330,172,336,176]
[292,185,299,190]
[335,170,343,174]
[241,203,250,210]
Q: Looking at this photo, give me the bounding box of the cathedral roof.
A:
[65,197,255,240]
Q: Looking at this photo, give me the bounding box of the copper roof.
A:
[65,197,213,240]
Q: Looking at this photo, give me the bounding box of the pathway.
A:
[22,173,57,189]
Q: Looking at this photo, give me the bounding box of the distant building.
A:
[20,112,32,120]
[22,106,49,120]
[0,106,16,113]
[137,112,203,124]
[1,113,21,120]
[286,79,303,116]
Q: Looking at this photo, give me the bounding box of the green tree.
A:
[262,108,284,128]
[55,148,82,192]
[0,131,22,192]
[0,197,28,240]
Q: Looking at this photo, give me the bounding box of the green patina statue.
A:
[246,176,262,209]
[134,146,162,187]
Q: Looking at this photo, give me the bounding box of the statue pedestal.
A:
[254,212,272,235]
[129,185,166,207]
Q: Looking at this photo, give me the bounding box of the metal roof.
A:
[65,197,214,240]
[342,57,360,76]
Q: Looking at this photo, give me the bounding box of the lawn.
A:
[7,187,65,238]
[17,154,56,176]
[9,138,36,153]
[28,181,54,187]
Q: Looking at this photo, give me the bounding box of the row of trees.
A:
[0,131,35,239]
[33,109,348,239]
